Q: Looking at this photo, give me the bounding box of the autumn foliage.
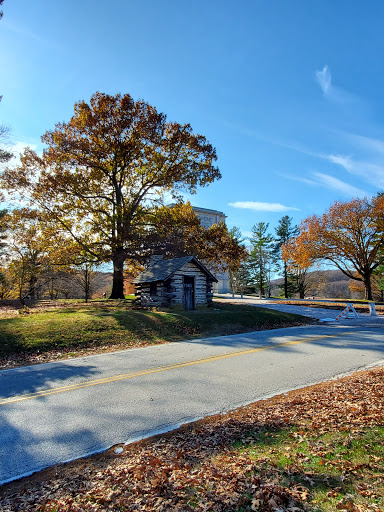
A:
[0,93,245,298]
[283,196,384,300]
[281,235,316,299]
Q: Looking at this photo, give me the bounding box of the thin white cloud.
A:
[315,65,360,106]
[342,133,384,154]
[282,170,368,197]
[316,65,332,95]
[3,20,64,52]
[327,154,353,170]
[324,153,384,188]
[279,173,317,186]
[228,201,300,212]
[312,172,367,197]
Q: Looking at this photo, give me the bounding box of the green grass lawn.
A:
[0,302,309,359]
[233,425,384,511]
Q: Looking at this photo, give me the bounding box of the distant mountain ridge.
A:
[270,269,357,299]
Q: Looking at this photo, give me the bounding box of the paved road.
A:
[215,294,382,323]
[1,305,384,484]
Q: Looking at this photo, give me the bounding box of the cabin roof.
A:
[132,256,218,284]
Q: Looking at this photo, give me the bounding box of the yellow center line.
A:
[0,333,342,406]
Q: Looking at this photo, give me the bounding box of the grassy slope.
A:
[0,302,309,360]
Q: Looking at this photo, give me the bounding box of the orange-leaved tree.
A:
[151,202,247,273]
[0,207,84,303]
[1,92,222,298]
[286,196,384,300]
[281,234,316,298]
[1,208,57,302]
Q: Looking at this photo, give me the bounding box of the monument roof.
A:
[192,206,227,217]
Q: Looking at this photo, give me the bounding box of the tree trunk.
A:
[110,255,125,299]
[84,266,90,303]
[363,274,373,301]
[29,275,37,299]
[259,266,264,297]
[298,273,306,299]
[284,262,288,299]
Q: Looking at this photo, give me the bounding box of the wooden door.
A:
[183,276,195,310]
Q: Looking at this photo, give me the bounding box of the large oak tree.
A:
[1,92,225,298]
[288,196,384,300]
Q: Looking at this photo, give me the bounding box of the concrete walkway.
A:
[215,294,384,327]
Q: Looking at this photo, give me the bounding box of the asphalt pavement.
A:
[215,294,384,326]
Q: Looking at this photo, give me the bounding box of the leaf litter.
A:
[0,367,383,511]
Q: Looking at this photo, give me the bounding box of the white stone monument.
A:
[192,207,231,294]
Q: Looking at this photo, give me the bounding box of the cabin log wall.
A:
[135,261,214,308]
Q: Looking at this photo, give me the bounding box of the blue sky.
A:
[1,0,384,240]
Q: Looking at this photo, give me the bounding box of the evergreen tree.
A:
[373,264,384,302]
[230,259,251,297]
[249,222,274,297]
[227,226,249,296]
[274,215,298,298]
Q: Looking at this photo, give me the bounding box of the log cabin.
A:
[132,255,218,310]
